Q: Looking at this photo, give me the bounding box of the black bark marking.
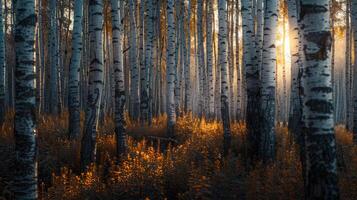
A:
[300,4,328,20]
[305,99,333,114]
[304,31,331,61]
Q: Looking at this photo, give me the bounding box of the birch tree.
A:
[141,0,154,124]
[300,0,339,198]
[206,0,214,118]
[352,0,357,144]
[139,0,146,122]
[235,0,241,120]
[242,0,259,158]
[287,0,302,137]
[346,0,352,130]
[129,0,139,120]
[184,0,191,113]
[166,0,176,136]
[255,0,264,78]
[80,0,104,169]
[49,0,59,114]
[0,0,6,124]
[197,0,206,117]
[218,0,231,155]
[111,0,126,155]
[0,0,5,124]
[260,0,278,161]
[68,0,84,139]
[13,0,37,198]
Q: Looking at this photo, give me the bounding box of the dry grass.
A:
[0,113,356,199]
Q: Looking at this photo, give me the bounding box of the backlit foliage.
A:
[0,113,356,199]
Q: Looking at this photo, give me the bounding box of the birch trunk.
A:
[255,0,264,80]
[242,0,260,158]
[184,0,191,113]
[111,0,127,155]
[142,0,154,124]
[0,0,5,124]
[166,0,176,136]
[300,0,339,198]
[68,0,84,139]
[206,0,214,118]
[49,0,59,115]
[80,0,104,169]
[235,0,241,120]
[129,0,139,120]
[197,0,205,117]
[218,0,231,155]
[287,0,301,136]
[139,0,145,122]
[228,0,235,119]
[352,0,357,144]
[260,0,278,161]
[13,0,37,198]
[346,0,352,130]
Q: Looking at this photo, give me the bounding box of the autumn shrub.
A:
[0,112,357,199]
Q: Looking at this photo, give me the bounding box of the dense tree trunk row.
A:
[7,0,348,199]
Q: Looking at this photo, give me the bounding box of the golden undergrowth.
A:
[0,112,356,199]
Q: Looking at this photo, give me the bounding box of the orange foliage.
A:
[0,113,356,199]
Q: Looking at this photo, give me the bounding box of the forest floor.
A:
[0,112,357,199]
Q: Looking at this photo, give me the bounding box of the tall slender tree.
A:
[300,0,339,198]
[197,0,206,117]
[352,0,357,144]
[260,0,278,161]
[68,0,84,139]
[218,0,231,155]
[111,0,126,155]
[166,0,176,136]
[346,0,352,130]
[287,0,302,137]
[49,0,59,114]
[141,0,154,124]
[0,0,5,124]
[235,0,241,121]
[206,0,214,118]
[184,0,191,113]
[139,0,146,123]
[80,0,104,169]
[129,0,139,120]
[255,0,264,76]
[13,0,37,198]
[242,0,260,158]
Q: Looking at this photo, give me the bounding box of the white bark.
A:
[166,0,176,136]
[184,0,191,113]
[0,0,5,123]
[260,0,278,161]
[300,0,339,198]
[129,0,139,120]
[254,0,264,73]
[49,0,59,114]
[287,0,301,135]
[13,0,37,198]
[242,0,260,157]
[111,0,126,155]
[218,0,231,155]
[352,0,357,144]
[68,0,84,139]
[140,0,154,124]
[235,0,241,120]
[346,0,352,129]
[207,0,214,118]
[197,0,206,117]
[80,0,104,169]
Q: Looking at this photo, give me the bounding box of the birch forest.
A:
[1,0,357,199]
